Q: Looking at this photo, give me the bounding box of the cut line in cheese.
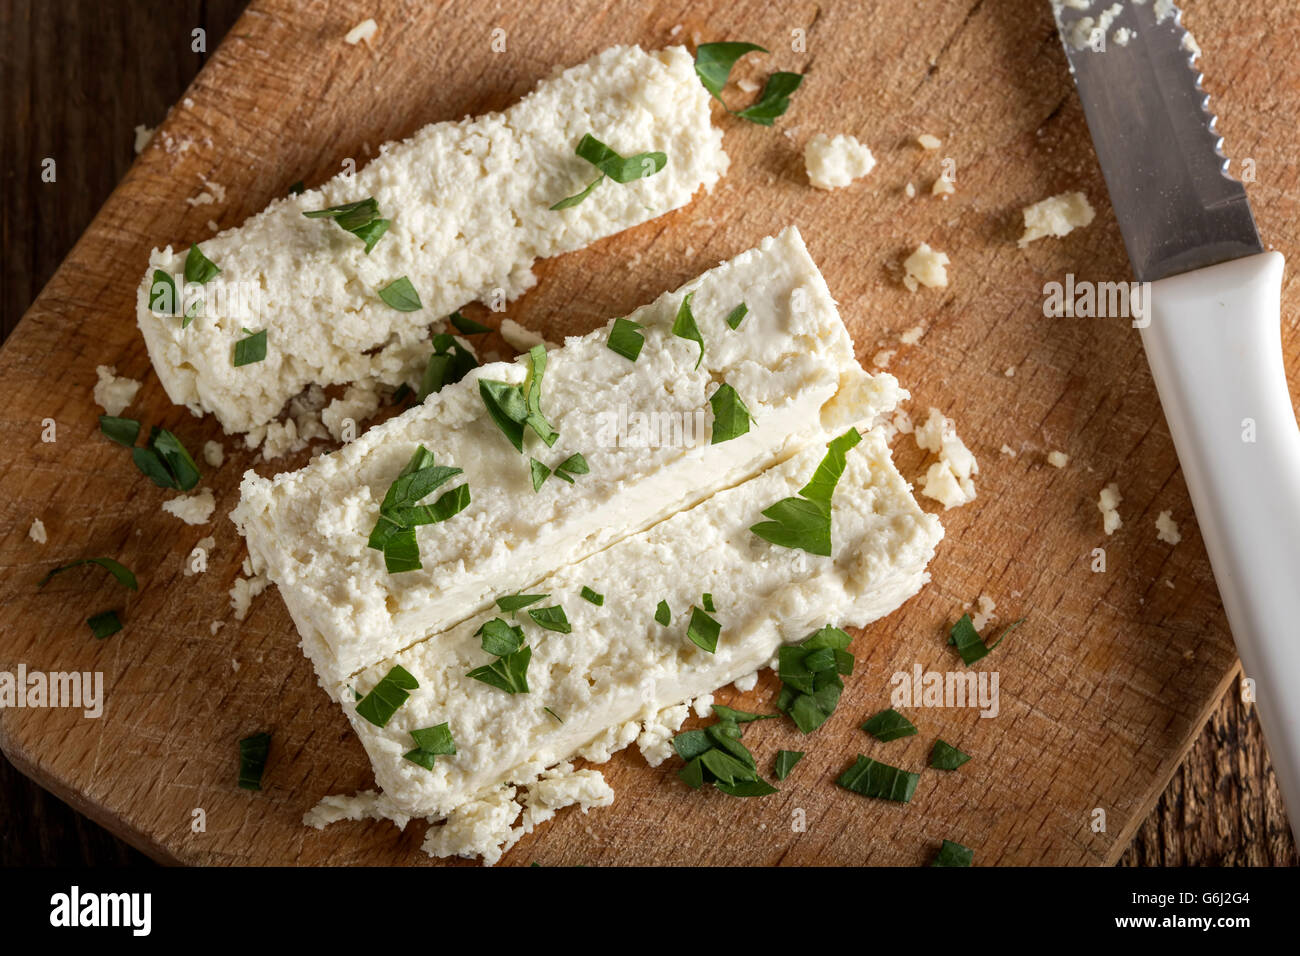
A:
[233,227,901,690]
[137,45,728,437]
[341,428,944,819]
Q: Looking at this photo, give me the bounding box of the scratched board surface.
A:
[1,0,1295,866]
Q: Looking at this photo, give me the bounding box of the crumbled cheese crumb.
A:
[202,440,224,468]
[917,133,942,150]
[636,703,690,767]
[737,77,759,93]
[1018,191,1095,247]
[211,621,225,636]
[902,243,950,292]
[692,694,714,719]
[1155,510,1182,545]
[92,365,141,416]
[1065,3,1123,50]
[732,670,759,693]
[229,569,269,621]
[1000,443,1017,458]
[260,385,328,460]
[1047,450,1069,468]
[904,182,916,199]
[900,325,925,346]
[577,719,640,763]
[499,318,558,352]
[871,348,896,369]
[322,381,383,442]
[971,595,998,632]
[28,518,47,544]
[133,124,155,154]
[344,18,378,45]
[161,488,216,525]
[803,133,876,190]
[916,408,978,509]
[1113,26,1135,46]
[1098,482,1122,535]
[1004,366,1016,377]
[304,790,411,831]
[931,176,955,198]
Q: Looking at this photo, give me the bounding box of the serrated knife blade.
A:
[1052,0,1261,280]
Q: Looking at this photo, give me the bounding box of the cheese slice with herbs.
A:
[136,44,728,437]
[234,227,901,689]
[340,429,943,818]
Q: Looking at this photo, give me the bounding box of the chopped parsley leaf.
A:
[233,328,267,366]
[929,738,972,770]
[655,600,671,626]
[724,302,748,330]
[417,332,478,400]
[750,427,861,556]
[550,133,667,209]
[86,610,122,639]
[303,197,390,253]
[709,383,751,444]
[671,292,704,369]
[931,839,974,867]
[606,317,645,362]
[837,755,920,803]
[686,605,721,653]
[378,276,423,312]
[354,665,419,728]
[861,708,918,743]
[580,586,604,606]
[449,312,490,334]
[776,626,853,733]
[184,244,220,285]
[237,732,271,791]
[774,750,804,780]
[39,557,138,592]
[496,594,548,614]
[528,604,571,634]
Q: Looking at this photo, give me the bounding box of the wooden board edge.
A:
[1102,660,1243,865]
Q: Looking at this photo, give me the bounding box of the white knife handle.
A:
[1143,251,1300,838]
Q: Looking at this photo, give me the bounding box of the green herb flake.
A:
[672,711,778,797]
[774,750,804,781]
[929,738,972,770]
[693,42,767,101]
[449,311,490,334]
[724,302,748,330]
[378,276,423,312]
[862,708,919,743]
[530,457,551,491]
[606,317,645,362]
[479,346,558,452]
[303,197,390,253]
[496,594,548,614]
[403,722,457,771]
[149,269,177,315]
[655,600,671,626]
[580,586,604,606]
[751,427,861,556]
[86,610,122,639]
[702,592,715,613]
[733,71,804,125]
[528,604,571,634]
[671,292,705,369]
[556,453,589,477]
[418,333,478,400]
[686,605,721,653]
[354,665,419,728]
[931,839,974,867]
[237,732,271,791]
[467,645,532,695]
[837,755,920,803]
[233,328,267,367]
[776,626,853,734]
[709,383,752,444]
[39,557,138,591]
[184,244,221,285]
[477,618,526,656]
[288,180,305,195]
[550,133,667,209]
[544,706,563,724]
[98,415,141,448]
[711,705,776,723]
[367,445,470,573]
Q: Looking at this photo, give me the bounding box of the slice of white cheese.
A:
[233,227,901,690]
[136,45,729,437]
[340,429,943,819]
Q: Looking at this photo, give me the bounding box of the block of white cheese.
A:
[341,429,944,818]
[136,45,728,437]
[234,227,899,689]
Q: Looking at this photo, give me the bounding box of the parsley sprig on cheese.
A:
[479,345,558,452]
[750,428,861,555]
[671,292,705,368]
[605,317,645,362]
[367,445,471,573]
[303,197,390,253]
[709,384,751,444]
[378,276,423,312]
[673,708,779,797]
[467,618,532,694]
[530,452,589,491]
[550,133,667,210]
[776,626,853,733]
[184,244,221,285]
[355,665,418,727]
[233,328,267,366]
[418,333,478,400]
[693,43,804,125]
[403,723,456,771]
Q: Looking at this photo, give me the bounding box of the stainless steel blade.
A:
[1052,1,1262,281]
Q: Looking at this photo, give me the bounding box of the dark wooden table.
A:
[0,0,1294,867]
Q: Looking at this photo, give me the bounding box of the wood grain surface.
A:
[0,0,1296,866]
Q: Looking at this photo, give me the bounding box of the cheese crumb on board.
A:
[1000,443,1017,458]
[636,703,691,767]
[136,45,729,439]
[1113,26,1135,45]
[202,440,224,468]
[304,790,411,831]
[931,176,955,198]
[917,133,942,150]
[803,133,876,190]
[901,243,950,292]
[133,124,155,154]
[692,694,714,718]
[916,407,978,509]
[900,325,924,345]
[1018,191,1095,247]
[229,568,269,621]
[1156,510,1182,545]
[344,18,378,45]
[1098,482,1122,535]
[1004,366,1016,377]
[1047,450,1069,468]
[732,670,760,692]
[92,365,141,416]
[28,518,47,544]
[499,318,558,352]
[183,536,216,576]
[971,594,998,632]
[161,488,216,525]
[904,182,916,199]
[872,348,896,368]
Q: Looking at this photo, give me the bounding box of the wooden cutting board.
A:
[1,0,1294,866]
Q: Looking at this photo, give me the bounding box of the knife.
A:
[1053,1,1300,838]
